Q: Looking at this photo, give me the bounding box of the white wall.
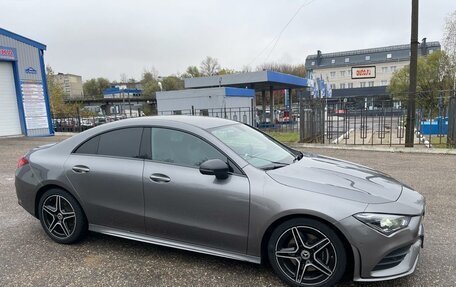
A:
[156,88,253,124]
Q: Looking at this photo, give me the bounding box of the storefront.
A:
[0,28,53,137]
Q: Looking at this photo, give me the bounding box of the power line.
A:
[248,0,318,67]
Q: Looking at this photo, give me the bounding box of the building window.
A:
[428,49,434,54]
[340,83,346,89]
[381,80,388,86]
[345,57,350,63]
[347,83,354,88]
[390,66,397,72]
[311,61,315,66]
[348,70,352,77]
[382,67,388,73]
[330,71,336,77]
[331,59,336,64]
[365,55,371,61]
[360,82,366,88]
[330,84,336,89]
[368,81,374,87]
[387,53,392,59]
[340,71,346,77]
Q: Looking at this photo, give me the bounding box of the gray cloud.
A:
[1,0,454,81]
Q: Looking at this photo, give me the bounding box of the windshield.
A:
[209,124,296,169]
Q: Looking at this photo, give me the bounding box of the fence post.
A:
[76,106,81,133]
[299,90,304,142]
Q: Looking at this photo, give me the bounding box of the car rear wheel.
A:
[38,189,87,244]
[267,218,347,287]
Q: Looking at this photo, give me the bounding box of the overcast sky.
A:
[1,0,455,81]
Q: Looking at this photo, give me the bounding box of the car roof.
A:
[102,115,238,130]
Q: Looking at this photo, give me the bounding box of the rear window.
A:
[75,128,143,159]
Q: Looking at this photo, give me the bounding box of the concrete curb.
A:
[54,132,78,136]
[289,143,456,155]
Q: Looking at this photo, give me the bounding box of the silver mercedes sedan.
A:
[15,116,425,287]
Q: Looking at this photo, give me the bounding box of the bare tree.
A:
[120,73,128,84]
[443,11,456,95]
[200,56,220,76]
[183,66,201,78]
[256,63,306,78]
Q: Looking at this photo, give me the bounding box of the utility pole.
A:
[405,0,419,147]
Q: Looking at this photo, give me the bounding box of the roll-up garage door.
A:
[0,62,22,136]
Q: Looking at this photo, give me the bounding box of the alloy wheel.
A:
[274,226,337,286]
[41,195,77,239]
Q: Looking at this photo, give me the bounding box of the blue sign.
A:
[25,67,37,74]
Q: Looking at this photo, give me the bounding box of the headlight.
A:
[354,213,410,235]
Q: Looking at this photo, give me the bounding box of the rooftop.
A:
[184,70,308,91]
[305,40,440,69]
[0,27,47,50]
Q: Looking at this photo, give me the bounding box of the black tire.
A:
[267,218,347,287]
[38,188,87,244]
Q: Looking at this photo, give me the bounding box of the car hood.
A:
[266,153,403,204]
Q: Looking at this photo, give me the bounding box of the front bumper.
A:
[338,215,424,282]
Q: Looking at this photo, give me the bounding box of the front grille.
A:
[373,245,411,271]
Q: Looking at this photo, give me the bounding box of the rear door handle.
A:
[72,165,90,173]
[150,173,171,183]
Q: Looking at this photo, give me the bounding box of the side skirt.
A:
[89,224,261,264]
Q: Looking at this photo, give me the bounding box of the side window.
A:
[75,136,100,154]
[97,128,143,158]
[151,128,227,167]
[75,128,143,158]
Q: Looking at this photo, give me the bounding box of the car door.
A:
[143,127,250,254]
[65,127,145,233]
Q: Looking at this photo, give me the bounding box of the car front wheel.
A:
[38,188,87,244]
[268,218,347,287]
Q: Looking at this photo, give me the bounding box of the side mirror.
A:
[199,159,230,180]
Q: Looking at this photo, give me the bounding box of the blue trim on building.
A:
[38,48,54,135]
[12,61,28,135]
[0,28,47,50]
[103,87,143,95]
[0,46,28,136]
[0,47,28,135]
[266,71,308,87]
[224,87,254,97]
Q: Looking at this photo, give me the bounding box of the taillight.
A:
[17,156,29,168]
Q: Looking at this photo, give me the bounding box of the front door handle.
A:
[150,173,171,183]
[72,165,90,173]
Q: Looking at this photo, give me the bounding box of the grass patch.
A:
[266,132,299,143]
[429,135,447,148]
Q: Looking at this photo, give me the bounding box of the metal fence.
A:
[323,99,408,146]
[298,94,454,148]
[53,111,142,133]
[158,106,255,126]
[53,94,455,148]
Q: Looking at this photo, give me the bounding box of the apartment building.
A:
[55,73,84,99]
[305,39,441,99]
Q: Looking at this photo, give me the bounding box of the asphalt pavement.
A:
[1,136,455,287]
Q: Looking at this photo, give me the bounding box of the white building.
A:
[305,39,441,101]
[156,87,254,125]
